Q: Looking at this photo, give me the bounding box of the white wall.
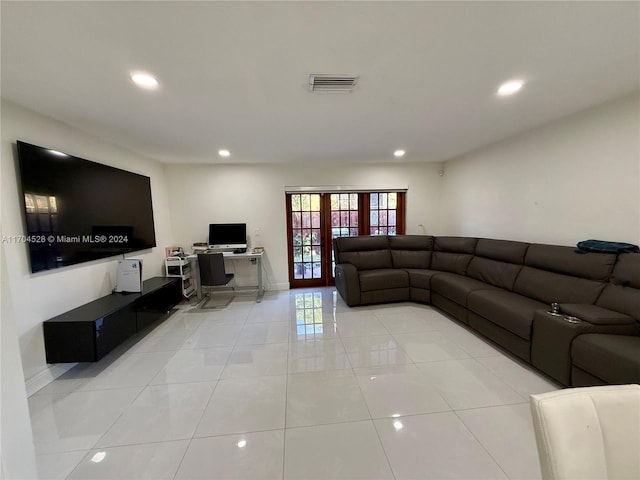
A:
[1,100,174,386]
[440,93,640,246]
[166,162,444,289]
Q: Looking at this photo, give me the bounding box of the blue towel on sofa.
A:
[576,239,640,254]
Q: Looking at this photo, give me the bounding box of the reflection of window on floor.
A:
[294,291,333,337]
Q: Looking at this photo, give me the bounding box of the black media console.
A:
[43,277,181,363]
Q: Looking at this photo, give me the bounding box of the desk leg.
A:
[257,257,264,303]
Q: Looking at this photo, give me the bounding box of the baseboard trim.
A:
[25,363,78,397]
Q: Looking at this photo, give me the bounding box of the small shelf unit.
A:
[165,256,195,298]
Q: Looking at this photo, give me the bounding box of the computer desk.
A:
[189,250,265,303]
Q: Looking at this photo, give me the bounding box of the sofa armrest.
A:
[531,309,640,385]
[335,263,361,306]
[559,304,635,325]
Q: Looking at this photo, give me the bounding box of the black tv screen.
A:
[16,141,157,273]
[208,223,247,248]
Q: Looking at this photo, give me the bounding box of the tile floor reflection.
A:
[30,287,559,479]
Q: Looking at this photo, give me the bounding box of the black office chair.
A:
[197,253,235,308]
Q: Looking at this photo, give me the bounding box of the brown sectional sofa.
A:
[334,235,640,387]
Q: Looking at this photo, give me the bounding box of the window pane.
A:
[312,245,322,262]
[292,194,301,211]
[311,212,321,228]
[330,194,339,210]
[350,211,358,226]
[302,229,312,245]
[303,263,312,279]
[388,193,397,209]
[294,263,303,279]
[378,226,388,235]
[311,229,321,245]
[293,247,302,262]
[380,210,388,226]
[350,194,358,209]
[292,212,301,228]
[380,193,387,209]
[370,211,379,226]
[340,194,349,210]
[310,194,320,211]
[301,194,310,211]
[302,212,311,228]
[340,228,349,236]
[370,194,379,208]
[350,228,358,237]
[303,247,312,262]
[388,227,397,235]
[313,262,322,278]
[389,210,396,226]
[340,211,349,227]
[293,229,302,245]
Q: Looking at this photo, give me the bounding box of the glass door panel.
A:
[288,193,325,287]
[287,191,405,288]
[329,193,359,279]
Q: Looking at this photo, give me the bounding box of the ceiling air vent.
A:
[309,74,359,93]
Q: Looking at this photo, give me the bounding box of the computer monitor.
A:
[208,223,247,249]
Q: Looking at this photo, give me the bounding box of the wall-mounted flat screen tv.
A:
[208,223,247,249]
[16,141,157,273]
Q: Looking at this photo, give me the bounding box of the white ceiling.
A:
[2,1,638,165]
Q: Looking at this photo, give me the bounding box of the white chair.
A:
[530,384,640,480]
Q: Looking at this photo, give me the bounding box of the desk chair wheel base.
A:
[196,290,235,310]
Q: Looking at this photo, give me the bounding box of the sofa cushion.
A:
[513,266,606,305]
[434,236,477,254]
[431,253,474,275]
[559,304,635,325]
[405,269,437,290]
[610,253,640,288]
[388,235,434,251]
[335,235,390,253]
[431,236,477,275]
[468,289,547,340]
[431,272,498,306]
[597,253,640,322]
[391,250,431,269]
[597,285,640,323]
[340,250,392,270]
[475,238,529,264]
[467,257,522,291]
[359,269,408,292]
[334,236,392,270]
[525,244,616,282]
[572,334,640,383]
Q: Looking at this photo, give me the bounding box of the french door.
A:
[286,191,405,288]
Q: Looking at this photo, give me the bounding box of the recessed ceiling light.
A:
[90,452,106,463]
[218,149,231,157]
[131,72,159,89]
[393,149,406,158]
[497,80,524,96]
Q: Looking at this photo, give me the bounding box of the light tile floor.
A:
[30,288,560,479]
